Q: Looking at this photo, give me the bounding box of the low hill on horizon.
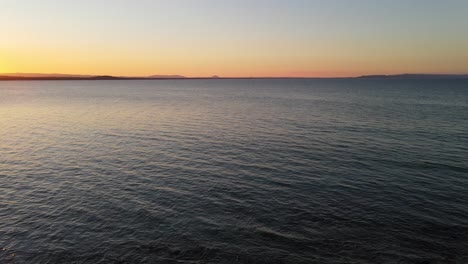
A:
[0,73,94,78]
[0,73,191,80]
[357,74,468,79]
[0,73,188,78]
[149,74,186,79]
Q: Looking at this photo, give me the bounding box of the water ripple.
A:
[1,79,468,263]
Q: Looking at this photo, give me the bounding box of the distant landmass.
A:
[357,74,468,79]
[0,73,93,78]
[1,73,468,81]
[149,75,186,79]
[0,75,125,81]
[0,73,188,81]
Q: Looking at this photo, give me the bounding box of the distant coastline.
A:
[1,73,468,81]
[356,74,468,79]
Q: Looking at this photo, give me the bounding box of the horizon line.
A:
[2,72,468,80]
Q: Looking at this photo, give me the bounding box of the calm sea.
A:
[1,79,467,264]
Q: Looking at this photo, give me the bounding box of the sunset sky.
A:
[1,0,468,77]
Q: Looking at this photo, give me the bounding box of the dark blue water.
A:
[1,79,467,263]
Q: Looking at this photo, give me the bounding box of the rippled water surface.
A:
[1,79,468,263]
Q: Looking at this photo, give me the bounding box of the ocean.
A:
[1,79,467,263]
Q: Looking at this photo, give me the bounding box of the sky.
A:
[1,0,468,77]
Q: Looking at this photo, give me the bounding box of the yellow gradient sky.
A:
[1,0,468,77]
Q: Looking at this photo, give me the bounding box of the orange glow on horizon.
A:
[2,40,467,78]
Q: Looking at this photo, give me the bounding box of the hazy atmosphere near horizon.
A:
[1,1,468,264]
